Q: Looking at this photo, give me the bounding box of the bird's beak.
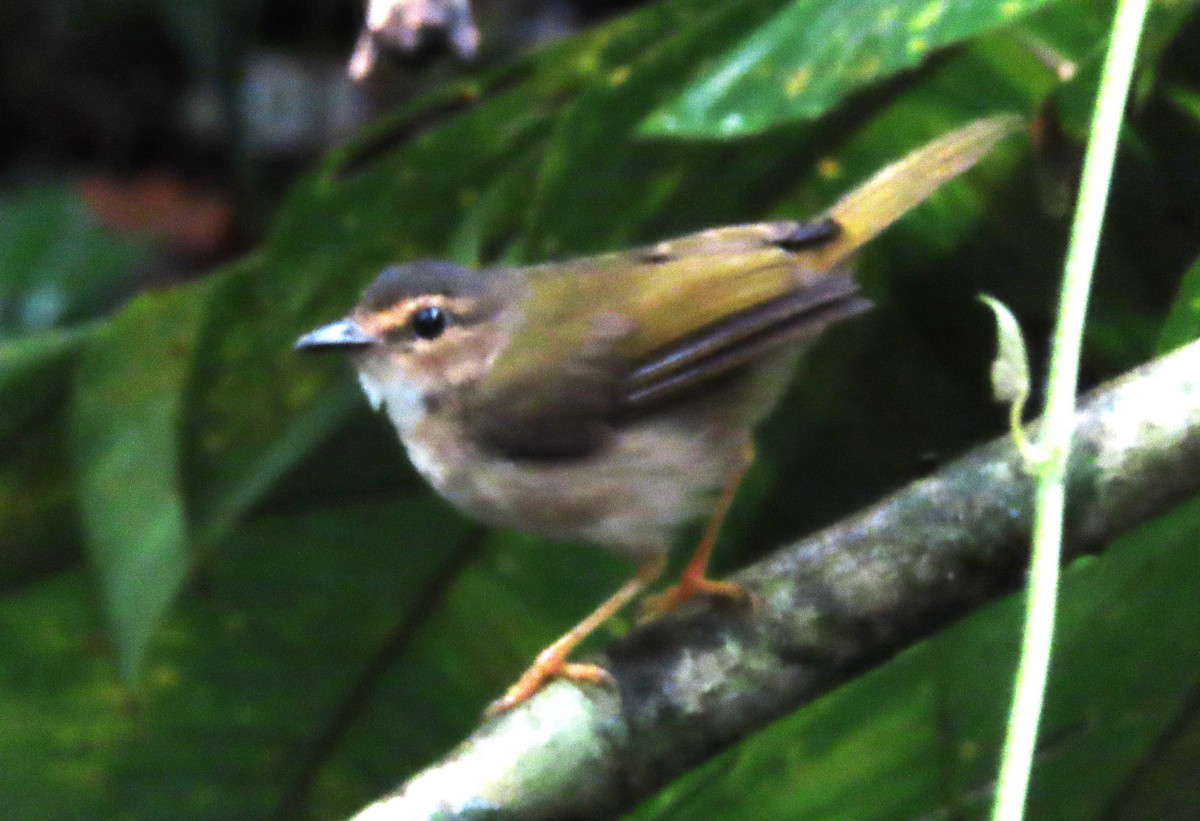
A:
[295,318,378,352]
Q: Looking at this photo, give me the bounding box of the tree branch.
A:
[352,339,1200,820]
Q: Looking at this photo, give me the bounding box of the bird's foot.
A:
[485,659,614,716]
[640,575,754,622]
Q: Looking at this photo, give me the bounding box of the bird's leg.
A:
[641,441,755,620]
[486,554,666,716]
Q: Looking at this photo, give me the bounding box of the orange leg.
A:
[486,555,666,716]
[641,441,756,620]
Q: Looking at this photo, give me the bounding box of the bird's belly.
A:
[405,415,745,560]
[399,345,804,558]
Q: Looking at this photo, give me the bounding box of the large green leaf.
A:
[0,326,91,445]
[640,0,1065,138]
[0,497,473,819]
[300,531,635,818]
[1105,696,1200,821]
[517,0,796,258]
[70,283,216,680]
[0,327,93,582]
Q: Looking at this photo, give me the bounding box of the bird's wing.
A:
[464,114,1020,459]
[462,227,850,458]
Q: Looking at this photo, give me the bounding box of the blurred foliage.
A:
[2,0,1200,818]
[0,186,151,335]
[1159,252,1200,353]
[641,0,1063,138]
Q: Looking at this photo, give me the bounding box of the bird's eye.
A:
[411,306,447,340]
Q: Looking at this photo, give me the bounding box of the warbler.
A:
[297,115,1018,713]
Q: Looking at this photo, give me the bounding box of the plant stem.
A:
[990,1,1151,819]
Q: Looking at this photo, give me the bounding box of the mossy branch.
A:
[353,338,1200,820]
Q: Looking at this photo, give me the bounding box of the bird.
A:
[296,114,1018,714]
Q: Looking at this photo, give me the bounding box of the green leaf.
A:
[641,0,1063,138]
[0,423,82,583]
[1157,254,1200,354]
[70,283,216,680]
[301,531,634,818]
[0,325,92,440]
[980,294,1031,407]
[0,497,474,819]
[0,327,94,582]
[1166,86,1200,126]
[517,0,793,258]
[1105,696,1200,821]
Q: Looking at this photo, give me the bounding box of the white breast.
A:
[356,368,453,487]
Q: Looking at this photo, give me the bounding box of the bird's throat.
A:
[356,368,427,439]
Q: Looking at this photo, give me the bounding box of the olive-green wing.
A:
[462,230,845,458]
[621,264,872,409]
[621,113,1024,401]
[465,114,1021,458]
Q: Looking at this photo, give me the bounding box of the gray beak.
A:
[295,318,378,352]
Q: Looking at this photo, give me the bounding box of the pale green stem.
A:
[990,1,1151,820]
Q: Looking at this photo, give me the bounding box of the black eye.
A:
[412,306,447,340]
